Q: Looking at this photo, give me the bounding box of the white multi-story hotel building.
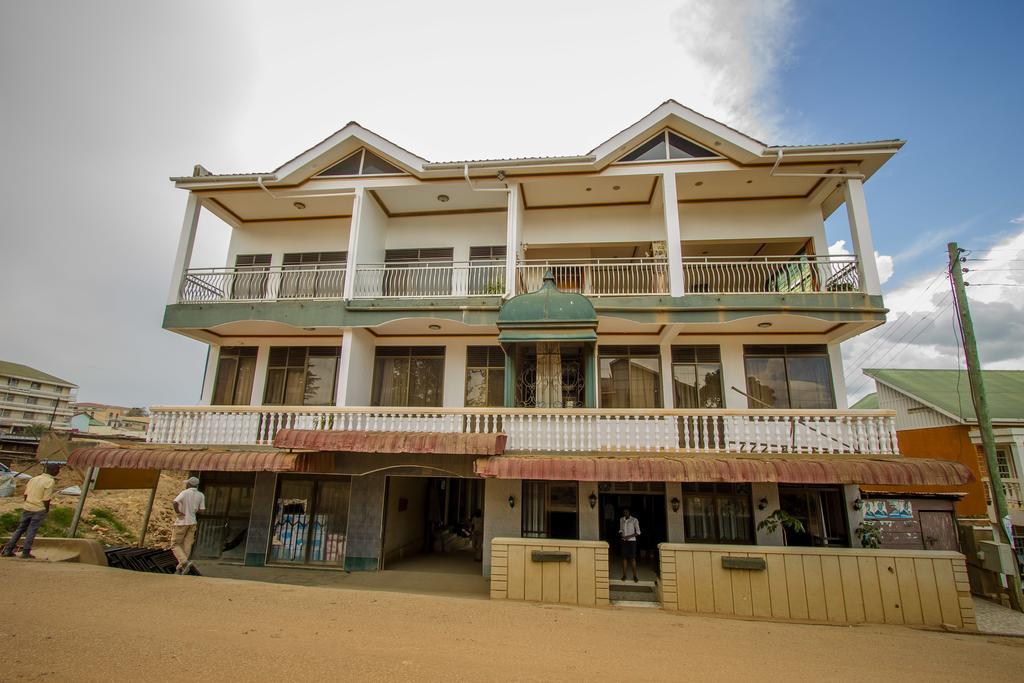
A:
[0,360,76,434]
[75,101,972,583]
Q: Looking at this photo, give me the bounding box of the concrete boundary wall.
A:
[659,543,976,630]
[490,538,609,606]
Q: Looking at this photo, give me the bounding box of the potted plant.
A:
[756,509,806,546]
[855,521,882,549]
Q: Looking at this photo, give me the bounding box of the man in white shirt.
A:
[619,508,641,582]
[171,476,206,575]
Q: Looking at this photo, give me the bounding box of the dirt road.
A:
[2,561,1023,681]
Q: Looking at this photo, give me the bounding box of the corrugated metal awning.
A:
[273,429,507,455]
[474,455,974,486]
[68,448,299,472]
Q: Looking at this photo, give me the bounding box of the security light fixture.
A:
[508,495,516,509]
[670,497,681,513]
[758,322,772,328]
[694,181,703,187]
[303,327,316,331]
[496,170,506,181]
[437,194,450,203]
[585,187,592,192]
[588,492,597,509]
[853,498,864,511]
[758,497,768,511]
[612,185,621,191]
[293,201,306,210]
[428,324,441,331]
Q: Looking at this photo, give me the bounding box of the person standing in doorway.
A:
[171,476,205,575]
[1,463,60,559]
[619,507,641,582]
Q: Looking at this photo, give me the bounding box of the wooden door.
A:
[919,511,959,551]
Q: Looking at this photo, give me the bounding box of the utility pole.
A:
[948,242,1024,611]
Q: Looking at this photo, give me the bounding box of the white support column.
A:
[200,345,220,405]
[250,345,270,406]
[843,178,881,296]
[665,482,685,543]
[659,343,675,409]
[505,183,521,298]
[661,173,684,297]
[343,189,364,300]
[828,342,848,409]
[843,484,866,545]
[336,328,375,406]
[578,483,600,541]
[719,338,749,409]
[167,193,202,305]
[443,341,467,407]
[752,483,784,546]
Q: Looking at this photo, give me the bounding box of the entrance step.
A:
[609,579,659,605]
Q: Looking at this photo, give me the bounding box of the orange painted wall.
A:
[862,425,988,519]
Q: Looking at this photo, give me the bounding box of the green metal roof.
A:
[497,271,597,334]
[850,392,878,410]
[864,368,1024,423]
[0,360,76,387]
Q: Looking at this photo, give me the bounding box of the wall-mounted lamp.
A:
[852,498,864,511]
[588,492,597,509]
[670,497,681,513]
[508,495,516,509]
[757,497,768,511]
[293,201,306,210]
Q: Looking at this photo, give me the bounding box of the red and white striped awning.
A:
[68,448,299,472]
[474,455,973,486]
[273,429,507,455]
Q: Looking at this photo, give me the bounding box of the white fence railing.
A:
[681,255,860,294]
[179,266,346,303]
[147,406,899,455]
[517,258,669,296]
[352,261,505,298]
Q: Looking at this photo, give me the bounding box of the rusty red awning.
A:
[474,456,974,486]
[67,448,299,472]
[273,429,507,455]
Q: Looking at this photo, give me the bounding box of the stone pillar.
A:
[243,472,278,566]
[843,178,882,296]
[665,482,685,542]
[344,473,388,571]
[167,193,201,305]
[578,482,600,541]
[752,483,783,546]
[483,478,522,576]
[662,173,685,297]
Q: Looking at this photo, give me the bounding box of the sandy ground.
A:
[0,467,185,546]
[2,562,1023,682]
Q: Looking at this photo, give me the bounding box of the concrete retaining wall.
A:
[490,537,608,606]
[659,543,976,630]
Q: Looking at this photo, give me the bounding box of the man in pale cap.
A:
[170,476,205,575]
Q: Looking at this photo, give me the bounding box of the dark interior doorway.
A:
[381,476,483,570]
[598,483,667,576]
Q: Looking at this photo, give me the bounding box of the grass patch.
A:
[0,506,76,537]
[85,507,133,537]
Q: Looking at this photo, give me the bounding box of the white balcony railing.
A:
[681,255,860,294]
[147,406,899,456]
[352,261,505,298]
[179,266,346,303]
[516,258,669,296]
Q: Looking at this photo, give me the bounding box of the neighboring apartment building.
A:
[72,402,150,433]
[858,368,1024,538]
[73,101,971,580]
[0,360,76,433]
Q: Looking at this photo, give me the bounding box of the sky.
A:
[1,0,1022,406]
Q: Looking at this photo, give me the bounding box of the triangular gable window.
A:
[319,148,404,176]
[618,130,718,162]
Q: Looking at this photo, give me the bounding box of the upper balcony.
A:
[180,265,347,303]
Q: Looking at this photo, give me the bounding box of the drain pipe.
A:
[463,164,510,193]
[769,149,866,180]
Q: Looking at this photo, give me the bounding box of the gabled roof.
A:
[0,360,76,387]
[864,368,1024,424]
[172,99,904,189]
[850,392,878,410]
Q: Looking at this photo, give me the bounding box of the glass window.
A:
[280,251,347,299]
[671,346,723,408]
[465,346,505,407]
[996,448,1018,480]
[6,378,17,387]
[681,483,753,544]
[778,485,849,547]
[599,345,661,409]
[523,481,578,539]
[318,149,403,176]
[371,347,445,407]
[232,253,272,300]
[30,382,41,390]
[619,130,718,162]
[743,345,835,409]
[269,476,351,566]
[212,347,258,405]
[193,473,255,561]
[263,346,341,406]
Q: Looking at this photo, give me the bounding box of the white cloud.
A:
[843,225,1024,402]
[1012,215,1024,225]
[828,240,894,285]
